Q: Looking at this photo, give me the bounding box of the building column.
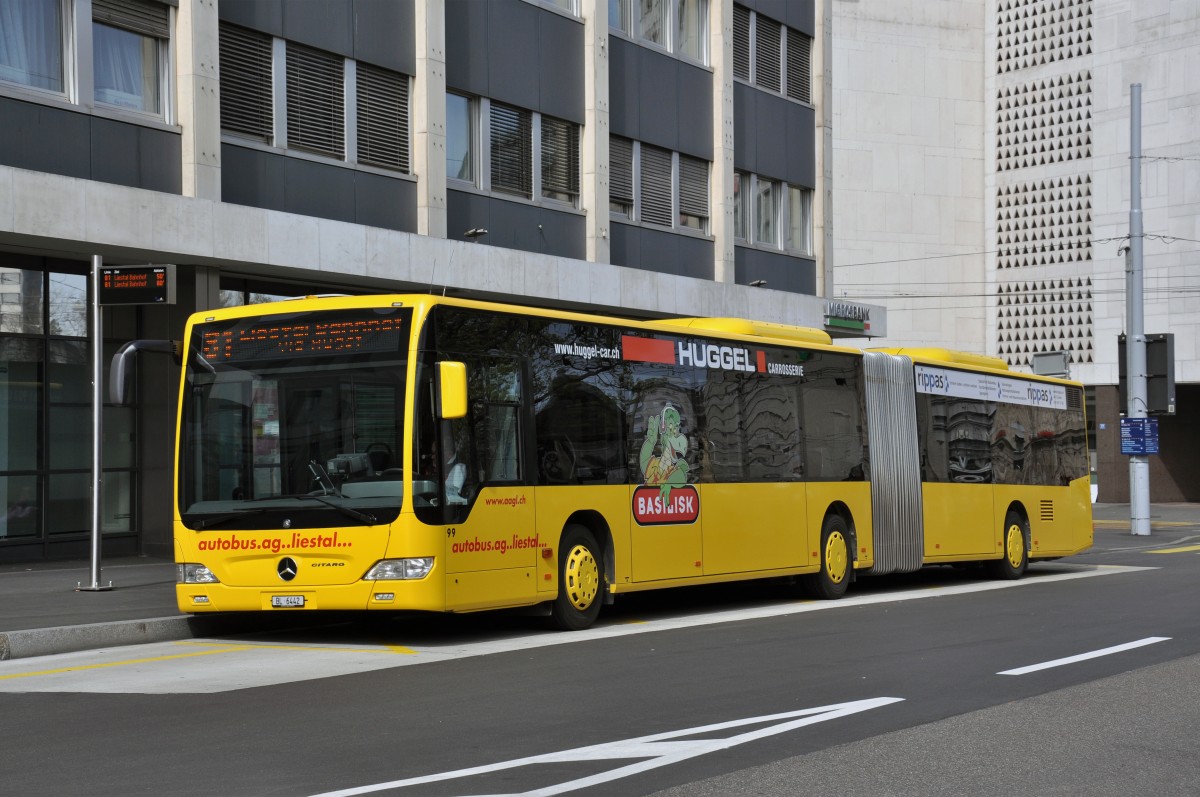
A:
[176,0,221,200]
[710,0,735,283]
[814,0,833,297]
[414,0,448,238]
[582,0,610,264]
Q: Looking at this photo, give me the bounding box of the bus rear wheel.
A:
[804,514,852,600]
[987,511,1028,580]
[550,524,604,631]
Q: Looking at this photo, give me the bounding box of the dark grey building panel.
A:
[609,223,714,281]
[745,0,813,34]
[354,171,418,233]
[786,102,816,188]
[222,144,416,233]
[0,100,180,193]
[735,86,813,188]
[676,234,715,280]
[635,49,680,152]
[353,0,416,74]
[735,247,815,294]
[539,10,585,123]
[447,191,584,260]
[221,144,288,211]
[608,38,640,136]
[446,0,582,120]
[0,97,91,178]
[218,0,284,36]
[486,1,541,111]
[283,1,354,57]
[536,207,585,260]
[445,0,490,95]
[676,61,713,160]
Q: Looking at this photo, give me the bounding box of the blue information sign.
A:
[1120,417,1159,455]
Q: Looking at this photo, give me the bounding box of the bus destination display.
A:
[200,313,408,363]
[99,265,175,305]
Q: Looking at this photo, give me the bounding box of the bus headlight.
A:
[364,558,434,580]
[177,563,220,584]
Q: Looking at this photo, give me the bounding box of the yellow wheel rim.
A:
[1006,523,1025,569]
[825,531,849,585]
[564,544,599,611]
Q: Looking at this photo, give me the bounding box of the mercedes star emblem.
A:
[277,557,298,582]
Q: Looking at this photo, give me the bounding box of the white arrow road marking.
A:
[997,636,1171,675]
[309,696,905,797]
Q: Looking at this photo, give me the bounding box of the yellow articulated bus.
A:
[121,294,1091,630]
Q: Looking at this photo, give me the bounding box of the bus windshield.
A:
[179,307,413,529]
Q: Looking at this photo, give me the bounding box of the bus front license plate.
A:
[271,595,305,608]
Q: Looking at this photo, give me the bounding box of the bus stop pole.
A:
[1127,84,1151,537]
[79,255,112,590]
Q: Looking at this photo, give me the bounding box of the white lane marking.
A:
[997,636,1171,675]
[307,697,905,797]
[0,564,1153,694]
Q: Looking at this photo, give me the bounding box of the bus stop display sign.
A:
[99,265,176,305]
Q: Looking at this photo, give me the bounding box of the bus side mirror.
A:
[436,361,468,419]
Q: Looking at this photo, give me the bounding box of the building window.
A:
[286,42,344,158]
[678,154,708,230]
[639,143,674,227]
[92,0,168,115]
[541,115,580,203]
[612,0,708,65]
[615,137,709,233]
[219,26,413,172]
[541,0,579,13]
[754,177,779,246]
[733,171,749,240]
[732,4,811,103]
[0,0,65,93]
[787,185,813,255]
[786,28,812,104]
[610,135,634,217]
[446,92,475,184]
[736,172,812,253]
[490,102,532,198]
[357,63,410,173]
[219,23,273,141]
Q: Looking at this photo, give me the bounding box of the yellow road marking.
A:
[0,645,250,681]
[1145,544,1200,555]
[175,639,417,655]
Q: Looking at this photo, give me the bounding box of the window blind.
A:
[490,103,532,198]
[541,116,580,201]
[219,23,273,140]
[678,154,709,220]
[286,42,345,158]
[786,29,812,104]
[93,0,169,38]
[755,16,782,92]
[357,63,410,172]
[732,4,751,82]
[639,144,673,227]
[610,136,634,206]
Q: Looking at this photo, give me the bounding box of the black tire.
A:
[803,514,852,600]
[550,524,604,631]
[987,510,1028,580]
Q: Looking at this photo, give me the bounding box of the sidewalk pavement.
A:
[2,503,1199,661]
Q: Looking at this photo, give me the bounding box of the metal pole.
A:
[80,255,113,590]
[1127,84,1151,536]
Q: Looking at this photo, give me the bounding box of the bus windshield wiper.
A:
[192,507,274,530]
[247,492,378,525]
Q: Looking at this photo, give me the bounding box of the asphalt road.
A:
[2,530,1198,797]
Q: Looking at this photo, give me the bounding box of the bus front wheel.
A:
[550,524,604,631]
[804,514,852,600]
[988,511,1028,580]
